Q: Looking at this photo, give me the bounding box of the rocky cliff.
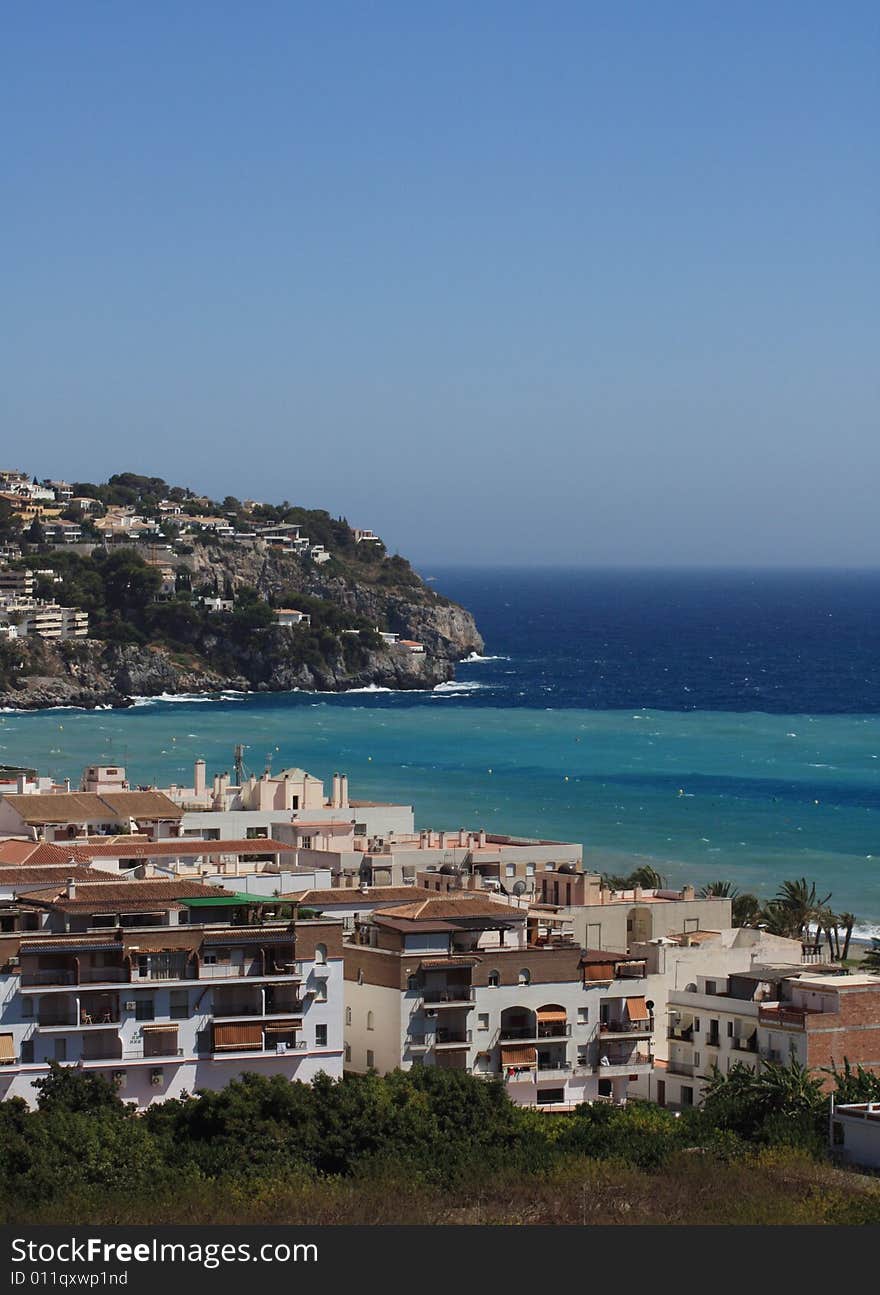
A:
[0,539,483,709]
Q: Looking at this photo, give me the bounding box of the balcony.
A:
[599,1017,655,1039]
[731,1035,758,1054]
[421,987,474,1007]
[499,1024,572,1043]
[434,1030,471,1049]
[595,1053,652,1076]
[668,1026,694,1043]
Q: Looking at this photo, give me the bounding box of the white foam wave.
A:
[463,652,509,663]
[432,680,487,694]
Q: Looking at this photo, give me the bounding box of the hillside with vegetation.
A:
[0,472,483,708]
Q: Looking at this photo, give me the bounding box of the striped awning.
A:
[141,1023,179,1034]
[500,1045,537,1067]
[624,997,650,1021]
[213,1022,262,1050]
[536,1007,567,1024]
[0,1034,14,1062]
[265,1019,302,1033]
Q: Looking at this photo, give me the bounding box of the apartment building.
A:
[0,789,184,842]
[0,880,344,1108]
[0,568,35,599]
[534,869,732,952]
[655,966,880,1108]
[342,892,654,1109]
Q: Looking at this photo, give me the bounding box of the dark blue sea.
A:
[3,569,880,926]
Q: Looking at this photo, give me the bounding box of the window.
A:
[21,999,33,1019]
[505,864,515,877]
[345,1006,352,1025]
[680,1086,694,1107]
[693,1017,701,1032]
[357,969,364,986]
[301,836,313,850]
[135,998,155,1022]
[315,1024,327,1047]
[526,863,535,876]
[705,980,717,995]
[169,990,188,1019]
[488,970,500,988]
[344,1043,351,1063]
[694,1052,700,1067]
[536,1088,565,1106]
[21,1039,34,1064]
[477,1014,489,1032]
[54,1039,67,1061]
[518,968,531,986]
[577,1007,589,1025]
[367,1011,374,1031]
[366,1049,375,1069]
[727,1020,733,1037]
[407,975,418,991]
[246,827,268,839]
[354,823,367,835]
[314,944,327,965]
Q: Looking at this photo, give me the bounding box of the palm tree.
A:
[838,913,856,962]
[731,892,761,928]
[699,880,738,898]
[773,878,832,947]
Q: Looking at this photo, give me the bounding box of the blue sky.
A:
[3,4,877,565]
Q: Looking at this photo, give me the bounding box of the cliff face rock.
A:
[0,632,453,711]
[185,541,484,659]
[0,538,481,709]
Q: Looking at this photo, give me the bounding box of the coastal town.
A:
[0,750,878,1172]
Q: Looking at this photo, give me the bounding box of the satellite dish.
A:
[512,880,527,896]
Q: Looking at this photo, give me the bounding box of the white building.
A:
[343,892,654,1110]
[0,882,344,1109]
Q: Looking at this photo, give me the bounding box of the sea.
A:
[2,568,880,932]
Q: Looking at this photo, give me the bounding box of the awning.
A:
[213,1022,263,1050]
[141,1023,179,1034]
[500,1045,537,1067]
[0,1034,14,1062]
[624,997,650,1021]
[536,1007,567,1025]
[265,1020,302,1034]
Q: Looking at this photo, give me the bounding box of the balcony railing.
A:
[434,1030,472,1046]
[600,1017,655,1035]
[421,987,474,1004]
[123,1047,184,1060]
[731,1035,758,1053]
[668,1027,693,1042]
[499,1023,572,1041]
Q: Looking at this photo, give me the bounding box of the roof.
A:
[0,866,110,888]
[377,895,524,922]
[59,838,300,862]
[1,791,182,824]
[16,880,238,911]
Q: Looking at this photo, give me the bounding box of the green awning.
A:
[179,893,270,907]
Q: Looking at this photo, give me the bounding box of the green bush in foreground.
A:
[0,1064,878,1225]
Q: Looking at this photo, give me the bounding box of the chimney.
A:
[339,774,349,808]
[331,773,341,809]
[478,830,487,848]
[682,884,695,901]
[194,759,206,797]
[66,876,76,900]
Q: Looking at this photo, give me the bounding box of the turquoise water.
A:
[3,696,880,931]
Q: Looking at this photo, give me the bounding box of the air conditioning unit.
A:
[150,1069,163,1087]
[8,956,19,967]
[124,1001,136,1011]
